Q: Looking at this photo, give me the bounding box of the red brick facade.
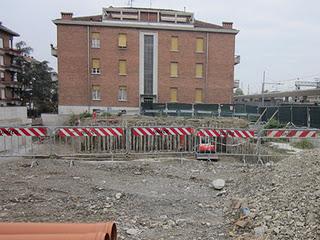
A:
[54,8,238,113]
[0,23,20,106]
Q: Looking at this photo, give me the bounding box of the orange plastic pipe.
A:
[0,232,109,240]
[0,222,116,240]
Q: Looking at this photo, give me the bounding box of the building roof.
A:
[0,22,19,37]
[54,7,237,32]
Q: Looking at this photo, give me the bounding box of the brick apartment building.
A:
[53,7,239,114]
[0,22,21,106]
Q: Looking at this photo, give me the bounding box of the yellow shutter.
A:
[171,37,178,51]
[196,64,203,78]
[170,88,177,102]
[92,85,100,91]
[195,89,203,103]
[196,38,204,52]
[119,60,127,75]
[92,32,100,40]
[92,59,100,68]
[118,34,127,47]
[170,62,178,77]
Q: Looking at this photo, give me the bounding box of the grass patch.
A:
[291,139,314,149]
[264,119,285,129]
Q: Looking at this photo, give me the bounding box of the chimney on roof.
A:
[61,12,73,20]
[222,22,233,29]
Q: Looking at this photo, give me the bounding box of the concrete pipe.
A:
[0,232,109,240]
[0,222,116,240]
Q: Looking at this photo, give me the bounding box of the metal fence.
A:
[0,127,50,157]
[130,126,195,153]
[258,105,320,128]
[51,126,126,156]
[0,126,318,163]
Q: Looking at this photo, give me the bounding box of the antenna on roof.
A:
[128,0,134,7]
[184,6,186,12]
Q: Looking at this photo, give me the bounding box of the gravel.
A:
[0,149,319,239]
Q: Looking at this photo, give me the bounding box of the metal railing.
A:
[0,126,318,163]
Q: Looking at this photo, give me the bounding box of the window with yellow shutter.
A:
[170,62,178,77]
[196,38,204,53]
[91,32,100,48]
[170,88,178,102]
[195,89,203,103]
[171,36,178,51]
[118,33,127,48]
[196,63,203,78]
[119,60,127,75]
[92,59,100,74]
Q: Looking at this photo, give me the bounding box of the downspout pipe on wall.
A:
[205,32,209,103]
[87,25,91,112]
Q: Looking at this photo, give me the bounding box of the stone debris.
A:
[115,193,122,200]
[210,179,225,190]
[0,148,319,239]
[226,149,320,239]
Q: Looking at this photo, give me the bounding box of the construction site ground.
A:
[0,151,319,240]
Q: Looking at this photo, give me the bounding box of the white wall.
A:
[41,113,70,126]
[58,105,140,115]
[0,106,30,125]
[0,107,31,155]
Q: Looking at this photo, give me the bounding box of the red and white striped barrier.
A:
[266,130,317,138]
[58,127,123,137]
[197,129,255,138]
[0,127,47,137]
[132,127,193,136]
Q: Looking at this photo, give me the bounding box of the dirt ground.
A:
[0,152,318,240]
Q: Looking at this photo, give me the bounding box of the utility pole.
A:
[261,71,266,106]
[261,71,283,106]
[128,0,134,7]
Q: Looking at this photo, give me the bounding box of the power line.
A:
[267,73,320,83]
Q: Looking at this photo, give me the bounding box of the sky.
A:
[1,0,320,94]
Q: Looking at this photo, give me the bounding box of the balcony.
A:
[5,65,20,73]
[51,44,57,57]
[0,80,22,88]
[0,47,21,57]
[234,55,240,65]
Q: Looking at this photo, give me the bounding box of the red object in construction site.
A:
[196,138,218,161]
[199,143,216,152]
[0,222,116,240]
[0,232,109,240]
[92,111,97,122]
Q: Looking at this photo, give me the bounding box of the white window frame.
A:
[13,72,18,82]
[0,38,3,48]
[9,38,13,49]
[0,89,5,100]
[0,55,4,65]
[92,87,101,100]
[91,38,100,48]
[91,68,100,75]
[118,87,127,101]
[0,71,4,79]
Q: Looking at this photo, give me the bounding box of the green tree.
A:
[15,41,57,116]
[234,88,244,96]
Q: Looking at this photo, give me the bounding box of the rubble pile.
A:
[227,149,320,239]
[84,115,249,128]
